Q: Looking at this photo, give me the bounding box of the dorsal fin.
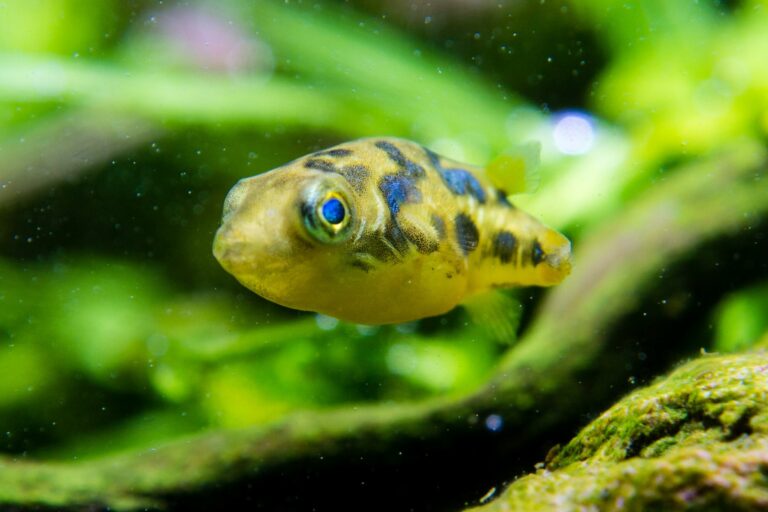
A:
[485,142,541,195]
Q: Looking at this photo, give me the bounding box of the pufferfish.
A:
[213,138,571,325]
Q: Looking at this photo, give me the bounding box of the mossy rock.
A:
[472,351,768,511]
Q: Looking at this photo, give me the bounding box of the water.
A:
[0,0,766,510]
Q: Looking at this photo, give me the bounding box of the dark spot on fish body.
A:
[379,174,421,216]
[303,157,370,194]
[375,140,425,179]
[423,147,441,169]
[375,140,407,166]
[440,170,466,195]
[355,220,409,264]
[315,148,353,158]
[493,231,517,264]
[421,145,486,203]
[304,158,338,173]
[380,176,408,215]
[383,221,410,257]
[440,169,487,203]
[496,189,514,208]
[339,164,369,194]
[532,240,545,265]
[405,161,425,179]
[403,225,439,254]
[454,213,479,255]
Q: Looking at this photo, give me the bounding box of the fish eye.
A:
[302,191,353,243]
[321,197,346,225]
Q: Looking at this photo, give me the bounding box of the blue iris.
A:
[321,197,346,224]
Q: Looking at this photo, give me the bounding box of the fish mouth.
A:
[213,225,290,280]
[213,226,247,272]
[539,238,572,285]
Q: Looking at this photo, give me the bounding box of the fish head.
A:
[213,165,362,311]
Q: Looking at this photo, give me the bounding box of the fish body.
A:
[213,138,571,324]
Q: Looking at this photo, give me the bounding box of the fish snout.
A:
[547,237,572,272]
[213,225,247,271]
[537,230,572,285]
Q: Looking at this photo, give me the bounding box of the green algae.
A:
[472,352,768,511]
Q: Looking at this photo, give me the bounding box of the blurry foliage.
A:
[0,256,499,455]
[354,0,605,109]
[0,0,119,55]
[0,0,766,471]
[713,282,768,353]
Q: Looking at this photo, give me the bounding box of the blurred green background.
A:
[0,0,767,462]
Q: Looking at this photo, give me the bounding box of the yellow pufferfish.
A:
[213,138,572,325]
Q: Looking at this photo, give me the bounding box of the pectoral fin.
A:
[462,290,522,344]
